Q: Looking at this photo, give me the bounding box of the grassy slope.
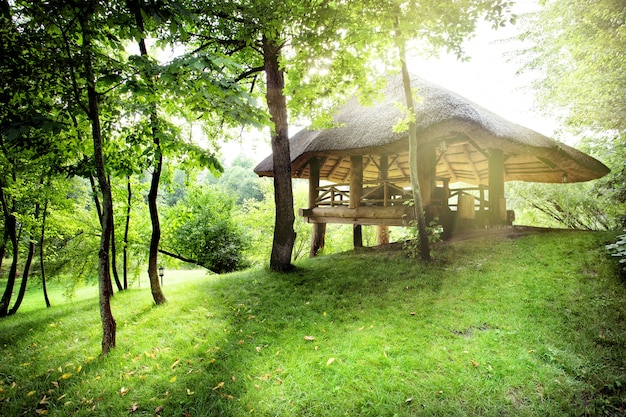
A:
[0,230,625,416]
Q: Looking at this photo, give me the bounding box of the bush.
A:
[162,187,249,273]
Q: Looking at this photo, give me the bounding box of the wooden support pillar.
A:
[378,154,389,245]
[378,225,389,245]
[417,143,436,207]
[349,155,363,209]
[350,156,363,248]
[488,149,505,225]
[308,157,326,257]
[353,224,363,248]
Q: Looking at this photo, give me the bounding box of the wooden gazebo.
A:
[255,74,610,255]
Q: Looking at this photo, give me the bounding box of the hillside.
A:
[0,230,624,416]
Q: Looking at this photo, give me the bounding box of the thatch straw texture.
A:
[254,73,609,185]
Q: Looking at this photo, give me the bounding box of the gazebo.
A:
[254,74,610,255]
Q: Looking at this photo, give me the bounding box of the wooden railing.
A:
[315,180,413,207]
[314,181,494,215]
[448,185,490,213]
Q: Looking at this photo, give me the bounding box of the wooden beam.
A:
[308,157,326,257]
[300,206,414,227]
[349,155,363,209]
[462,144,482,183]
[488,148,505,224]
[308,157,321,209]
[417,143,436,207]
[440,154,458,182]
[327,156,345,180]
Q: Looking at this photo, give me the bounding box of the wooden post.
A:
[349,155,363,209]
[488,149,505,225]
[378,225,389,245]
[378,154,389,245]
[353,224,363,248]
[308,157,326,257]
[417,143,436,207]
[350,156,363,248]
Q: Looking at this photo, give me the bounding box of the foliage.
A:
[513,0,625,231]
[506,181,618,230]
[204,155,265,204]
[516,0,625,133]
[402,214,443,259]
[162,187,249,274]
[0,231,625,416]
[606,232,626,278]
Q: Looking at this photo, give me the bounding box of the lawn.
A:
[0,230,625,416]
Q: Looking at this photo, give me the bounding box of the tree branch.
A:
[158,249,218,274]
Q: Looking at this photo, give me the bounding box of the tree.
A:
[187,0,388,271]
[385,0,514,260]
[515,0,625,227]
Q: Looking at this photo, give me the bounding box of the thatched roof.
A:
[254,73,609,185]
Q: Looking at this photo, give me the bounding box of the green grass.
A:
[1,230,625,416]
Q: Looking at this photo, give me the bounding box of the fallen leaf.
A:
[51,381,59,389]
[170,359,180,369]
[231,375,236,383]
[60,373,72,380]
[120,387,130,396]
[169,376,177,383]
[470,360,480,367]
[34,410,47,415]
[27,390,37,397]
[406,397,413,404]
[129,402,138,412]
[39,395,50,405]
[76,365,82,373]
[154,405,164,413]
[255,347,262,353]
[304,336,315,341]
[186,388,194,396]
[276,377,283,385]
[326,357,335,366]
[212,382,224,390]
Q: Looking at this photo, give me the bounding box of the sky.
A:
[221,0,557,165]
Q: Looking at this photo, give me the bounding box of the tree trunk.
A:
[89,172,113,295]
[398,36,431,261]
[263,36,296,272]
[123,176,131,289]
[81,13,116,354]
[8,228,36,315]
[147,149,167,304]
[40,200,51,308]
[8,198,41,315]
[0,182,18,318]
[109,193,123,292]
[130,0,167,303]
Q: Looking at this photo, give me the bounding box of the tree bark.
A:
[40,200,51,307]
[263,36,296,272]
[8,227,35,315]
[110,221,123,291]
[123,176,131,289]
[398,36,431,261]
[0,180,18,318]
[81,11,116,354]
